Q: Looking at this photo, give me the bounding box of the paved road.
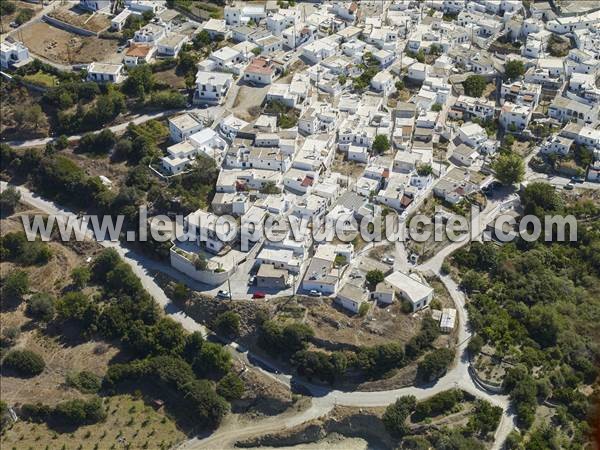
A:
[3,182,516,449]
[5,105,224,148]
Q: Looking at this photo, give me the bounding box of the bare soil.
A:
[18,21,121,65]
[0,82,51,140]
[48,5,111,33]
[0,1,40,33]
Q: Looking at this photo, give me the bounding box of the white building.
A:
[371,70,395,96]
[169,114,204,143]
[0,41,30,69]
[440,308,457,333]
[336,283,367,314]
[385,271,434,312]
[458,122,487,148]
[79,0,110,11]
[157,34,188,57]
[194,71,233,105]
[86,62,126,84]
[499,102,532,131]
[244,57,277,85]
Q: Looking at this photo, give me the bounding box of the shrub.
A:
[54,397,106,426]
[358,302,369,317]
[26,293,55,322]
[372,135,390,155]
[414,389,463,420]
[382,396,416,437]
[365,269,384,288]
[214,311,240,337]
[3,349,45,377]
[0,186,21,215]
[216,372,244,400]
[417,348,454,381]
[66,371,102,394]
[463,75,487,97]
[2,269,29,301]
[71,266,91,289]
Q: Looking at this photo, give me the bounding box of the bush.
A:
[26,293,55,322]
[214,311,240,337]
[358,302,369,317]
[463,75,487,97]
[216,372,244,400]
[71,266,91,289]
[3,349,45,377]
[382,396,416,437]
[372,135,390,155]
[149,90,187,108]
[66,371,102,394]
[78,129,116,154]
[53,397,106,426]
[0,231,52,265]
[417,348,454,381]
[0,186,21,215]
[414,389,463,420]
[365,269,384,288]
[467,335,484,355]
[2,269,29,302]
[258,320,314,356]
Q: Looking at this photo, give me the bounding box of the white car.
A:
[248,275,256,286]
[217,290,231,299]
[308,290,322,297]
[383,256,395,264]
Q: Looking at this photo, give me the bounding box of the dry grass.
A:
[48,5,111,33]
[0,82,50,140]
[18,21,120,64]
[1,394,185,450]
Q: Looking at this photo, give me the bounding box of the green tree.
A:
[26,293,55,322]
[372,135,390,155]
[2,269,29,302]
[172,282,190,302]
[492,153,524,185]
[193,342,232,378]
[214,311,241,337]
[71,266,91,289]
[382,395,417,437]
[123,65,155,97]
[0,186,21,215]
[417,348,454,381]
[365,269,385,288]
[55,292,92,322]
[467,334,484,355]
[463,75,487,97]
[193,30,211,49]
[505,60,525,80]
[216,372,244,400]
[3,349,45,377]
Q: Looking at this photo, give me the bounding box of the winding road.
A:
[2,181,517,449]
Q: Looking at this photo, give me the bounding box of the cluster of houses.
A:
[3,0,599,318]
[155,0,600,313]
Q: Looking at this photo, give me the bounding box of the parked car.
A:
[9,22,18,28]
[308,290,322,297]
[216,290,231,299]
[571,176,585,184]
[248,276,256,286]
[563,183,574,190]
[383,256,395,264]
[252,291,266,299]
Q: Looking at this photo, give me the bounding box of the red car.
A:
[252,291,266,299]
